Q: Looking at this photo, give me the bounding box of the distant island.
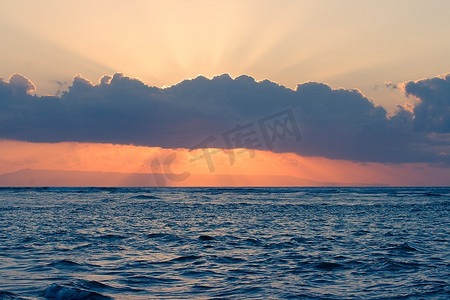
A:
[0,169,383,187]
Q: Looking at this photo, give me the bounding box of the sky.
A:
[0,0,449,186]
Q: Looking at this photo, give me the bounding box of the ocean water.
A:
[0,187,449,299]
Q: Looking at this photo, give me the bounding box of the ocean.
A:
[0,187,449,299]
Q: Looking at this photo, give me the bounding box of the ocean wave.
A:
[128,194,160,200]
[44,283,112,300]
[0,290,28,300]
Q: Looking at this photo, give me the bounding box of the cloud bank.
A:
[0,73,449,163]
[404,74,450,133]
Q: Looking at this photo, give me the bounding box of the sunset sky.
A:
[0,0,449,186]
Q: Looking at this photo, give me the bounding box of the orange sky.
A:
[0,140,448,186]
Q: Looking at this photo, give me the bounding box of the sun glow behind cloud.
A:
[2,0,450,112]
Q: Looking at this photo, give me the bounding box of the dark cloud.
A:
[0,72,448,163]
[8,74,36,95]
[404,74,450,133]
[54,80,68,87]
[384,81,398,89]
[53,79,69,97]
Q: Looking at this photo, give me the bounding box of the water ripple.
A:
[0,187,448,299]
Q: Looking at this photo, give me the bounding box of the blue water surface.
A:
[0,187,449,299]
